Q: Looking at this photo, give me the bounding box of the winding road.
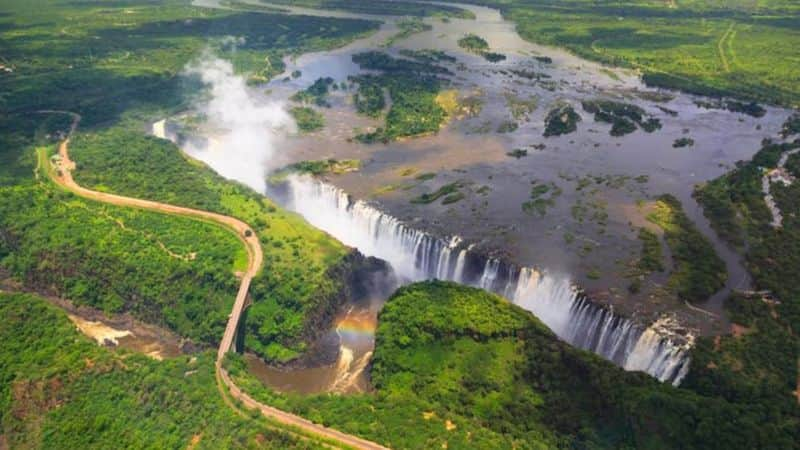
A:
[43,112,388,450]
[762,147,800,228]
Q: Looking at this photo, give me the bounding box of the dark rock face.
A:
[280,250,396,369]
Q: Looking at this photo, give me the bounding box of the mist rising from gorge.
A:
[184,53,294,192]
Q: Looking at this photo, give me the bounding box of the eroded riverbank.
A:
[0,276,185,359]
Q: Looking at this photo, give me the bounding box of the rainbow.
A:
[337,317,376,340]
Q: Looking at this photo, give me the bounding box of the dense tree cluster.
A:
[349,52,451,143]
[228,281,799,449]
[69,128,352,362]
[0,293,316,449]
[582,99,662,136]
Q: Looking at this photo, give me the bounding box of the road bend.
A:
[43,112,389,450]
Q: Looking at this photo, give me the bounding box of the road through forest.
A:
[43,111,388,450]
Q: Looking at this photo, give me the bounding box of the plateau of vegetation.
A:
[543,104,581,137]
[694,140,800,249]
[673,137,695,148]
[0,292,314,449]
[694,140,800,303]
[582,99,662,136]
[227,280,799,449]
[646,194,727,303]
[289,106,325,132]
[1,167,242,345]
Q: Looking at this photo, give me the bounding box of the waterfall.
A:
[152,119,167,139]
[280,175,692,385]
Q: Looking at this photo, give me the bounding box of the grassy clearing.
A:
[435,89,460,116]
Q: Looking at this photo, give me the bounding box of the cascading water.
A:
[279,174,692,385]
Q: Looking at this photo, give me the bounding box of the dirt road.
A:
[44,112,388,450]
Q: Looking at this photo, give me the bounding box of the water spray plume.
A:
[183,53,295,192]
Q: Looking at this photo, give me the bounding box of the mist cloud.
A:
[183,53,294,192]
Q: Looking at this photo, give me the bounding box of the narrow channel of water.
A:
[246,307,377,394]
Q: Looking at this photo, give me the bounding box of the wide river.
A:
[176,0,794,393]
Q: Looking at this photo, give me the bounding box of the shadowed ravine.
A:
[158,115,694,385]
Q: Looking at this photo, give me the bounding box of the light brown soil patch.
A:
[730,323,751,338]
[186,433,202,450]
[68,314,131,345]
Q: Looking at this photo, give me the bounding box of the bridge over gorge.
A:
[42,111,389,450]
